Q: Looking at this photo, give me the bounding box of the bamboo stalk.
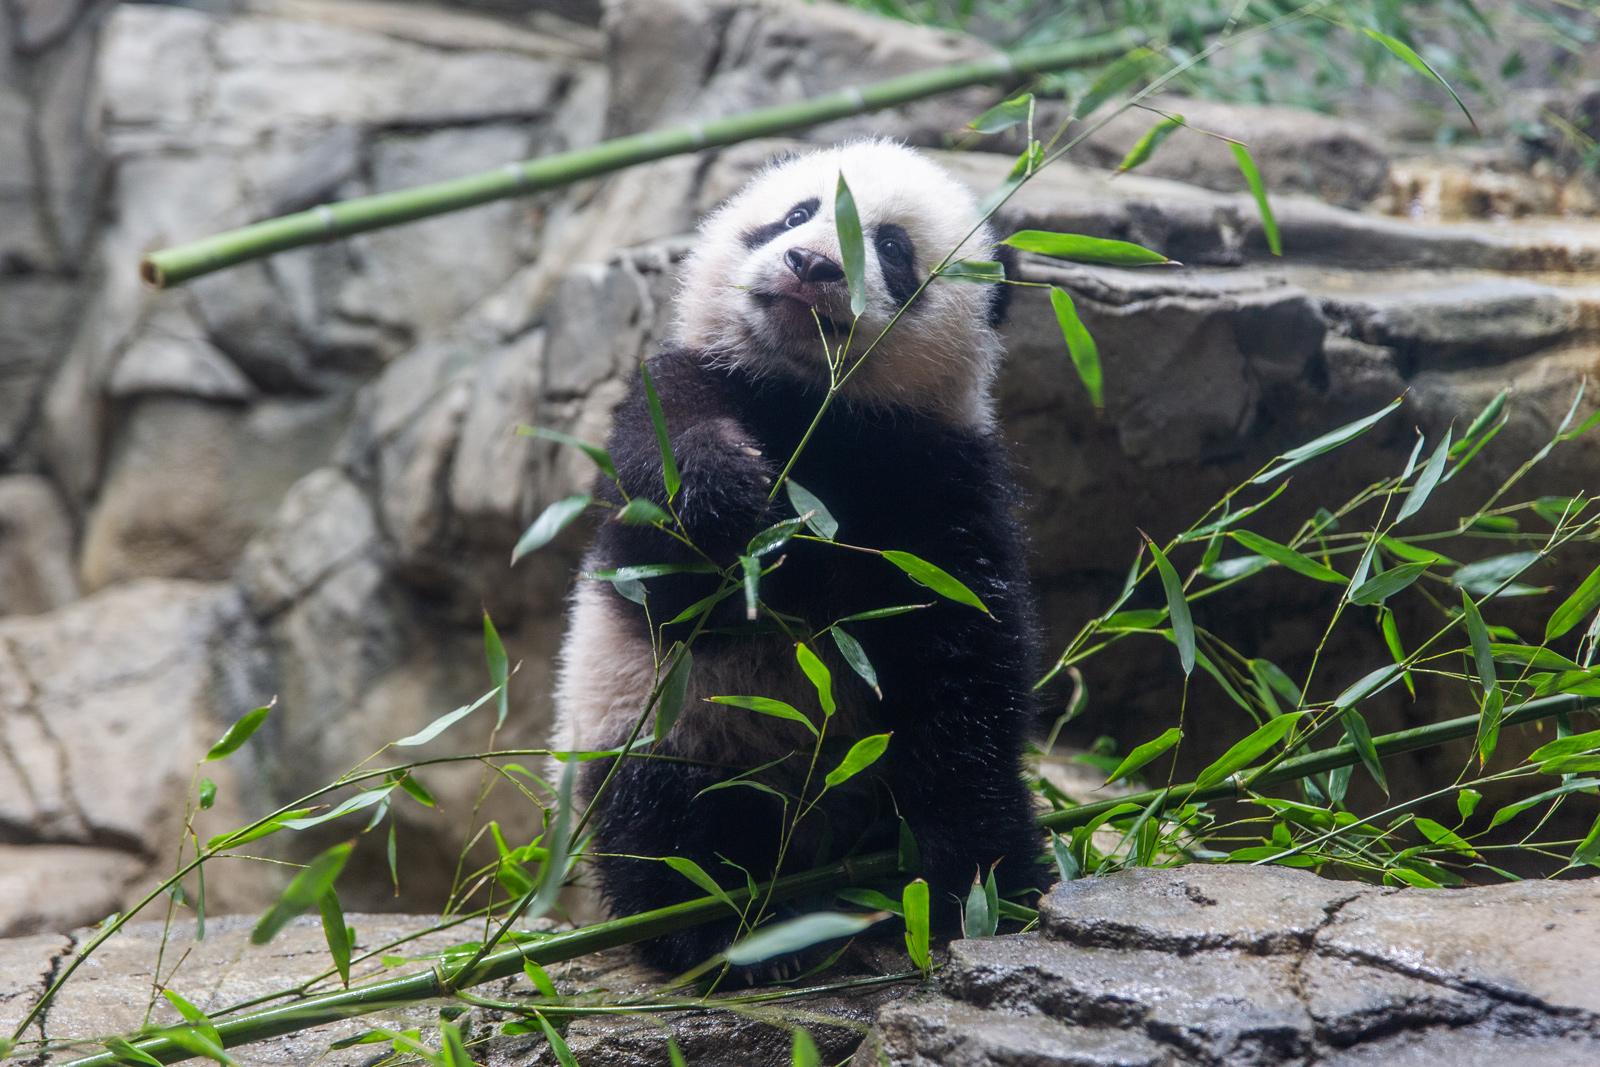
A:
[137,17,1238,289]
[54,693,1594,1067]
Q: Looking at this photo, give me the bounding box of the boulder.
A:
[0,475,79,616]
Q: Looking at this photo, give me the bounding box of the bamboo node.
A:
[315,204,337,236]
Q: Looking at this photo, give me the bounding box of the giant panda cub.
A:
[552,139,1044,975]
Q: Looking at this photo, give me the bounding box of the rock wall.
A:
[0,0,1597,937]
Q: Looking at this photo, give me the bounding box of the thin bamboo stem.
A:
[53,693,1595,1067]
[137,18,1238,288]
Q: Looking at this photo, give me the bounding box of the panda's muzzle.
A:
[783,247,844,284]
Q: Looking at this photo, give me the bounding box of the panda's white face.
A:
[676,141,1005,427]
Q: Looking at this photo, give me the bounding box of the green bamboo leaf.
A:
[280,784,394,831]
[206,807,316,852]
[1074,47,1155,120]
[588,562,719,583]
[535,1014,579,1067]
[104,1039,164,1067]
[1230,143,1280,256]
[748,516,808,557]
[205,704,272,762]
[198,778,216,810]
[1490,644,1583,671]
[1380,608,1416,698]
[1350,562,1430,606]
[512,494,591,564]
[968,92,1033,133]
[1457,788,1482,821]
[1451,551,1539,597]
[836,604,931,623]
[1104,727,1182,785]
[483,610,509,729]
[156,1028,235,1067]
[1251,398,1401,484]
[440,1022,475,1067]
[639,364,681,503]
[1117,113,1184,174]
[394,686,500,747]
[836,173,867,317]
[881,550,988,613]
[1336,663,1406,708]
[1049,287,1103,409]
[252,841,354,945]
[1488,778,1600,829]
[1194,712,1306,789]
[940,259,1007,282]
[1397,430,1451,523]
[664,856,741,916]
[1339,707,1388,795]
[785,480,838,540]
[1362,28,1479,132]
[1414,817,1479,858]
[1545,563,1600,641]
[1541,754,1600,774]
[161,990,221,1049]
[902,879,931,974]
[668,1037,688,1067]
[1451,389,1508,458]
[725,911,886,965]
[1380,536,1459,566]
[615,498,672,525]
[655,647,694,743]
[829,626,880,699]
[1145,538,1194,675]
[741,553,761,621]
[1003,230,1171,266]
[1229,531,1345,584]
[709,695,818,737]
[963,873,997,938]
[792,1028,822,1067]
[795,642,836,717]
[318,889,352,987]
[1461,592,1504,765]
[824,733,891,789]
[1529,729,1600,764]
[1575,812,1600,867]
[394,772,435,809]
[980,140,1043,216]
[515,425,618,481]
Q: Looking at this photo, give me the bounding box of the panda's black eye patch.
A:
[740,198,821,251]
[874,223,918,308]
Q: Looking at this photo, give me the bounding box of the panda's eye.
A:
[876,234,906,260]
[784,206,812,228]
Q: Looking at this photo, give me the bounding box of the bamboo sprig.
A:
[49,692,1595,1067]
[135,16,1244,289]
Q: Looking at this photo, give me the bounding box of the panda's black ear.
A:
[986,243,1021,328]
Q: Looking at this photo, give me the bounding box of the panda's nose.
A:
[784,248,844,284]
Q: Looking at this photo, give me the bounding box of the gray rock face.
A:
[0,476,78,616]
[868,866,1600,1066]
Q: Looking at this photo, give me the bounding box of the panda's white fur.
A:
[553,141,1005,758]
[676,140,1005,428]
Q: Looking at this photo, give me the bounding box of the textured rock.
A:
[869,866,1600,1066]
[0,475,79,616]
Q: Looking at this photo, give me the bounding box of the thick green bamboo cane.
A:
[52,692,1595,1067]
[137,15,1244,289]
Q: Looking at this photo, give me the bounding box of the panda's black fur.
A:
[558,141,1045,976]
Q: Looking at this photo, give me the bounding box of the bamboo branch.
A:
[52,693,1595,1067]
[138,16,1240,289]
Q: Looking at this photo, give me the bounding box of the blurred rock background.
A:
[1,0,1598,936]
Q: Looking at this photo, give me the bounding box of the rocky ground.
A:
[1,0,1600,1060]
[3,866,1599,1065]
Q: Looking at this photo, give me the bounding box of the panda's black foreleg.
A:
[583,747,788,976]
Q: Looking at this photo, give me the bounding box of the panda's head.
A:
[676,140,1013,427]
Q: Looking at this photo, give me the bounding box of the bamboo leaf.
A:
[1105,727,1183,785]
[980,140,1043,216]
[1230,143,1280,256]
[1451,551,1539,597]
[963,873,997,938]
[1350,562,1430,605]
[668,1038,688,1067]
[1230,531,1345,584]
[588,562,719,582]
[725,911,886,965]
[792,1028,822,1067]
[655,647,694,743]
[1251,398,1401,484]
[1529,729,1600,764]
[748,516,808,557]
[1415,817,1478,857]
[968,93,1033,133]
[1145,537,1194,675]
[161,990,222,1049]
[1461,592,1504,764]
[795,642,836,717]
[639,364,681,503]
[940,259,1007,282]
[1049,287,1103,409]
[1074,47,1155,120]
[1488,778,1600,829]
[1457,788,1482,821]
[1194,712,1305,789]
[1003,230,1171,266]
[205,704,272,762]
[484,610,509,729]
[616,498,672,525]
[1117,113,1184,174]
[1362,28,1479,132]
[836,173,867,317]
[785,480,838,539]
[1545,563,1600,641]
[252,841,354,945]
[902,879,931,974]
[280,784,395,831]
[535,1014,579,1067]
[394,686,500,747]
[104,1039,164,1067]
[829,626,880,698]
[824,733,891,789]
[709,696,818,737]
[741,553,761,621]
[664,857,741,917]
[515,425,617,481]
[881,550,988,613]
[1397,430,1451,523]
[513,495,591,564]
[1451,389,1508,458]
[318,889,352,987]
[1339,707,1389,795]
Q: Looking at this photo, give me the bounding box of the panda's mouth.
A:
[750,291,848,338]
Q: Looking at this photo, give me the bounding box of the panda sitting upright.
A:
[552,139,1044,975]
